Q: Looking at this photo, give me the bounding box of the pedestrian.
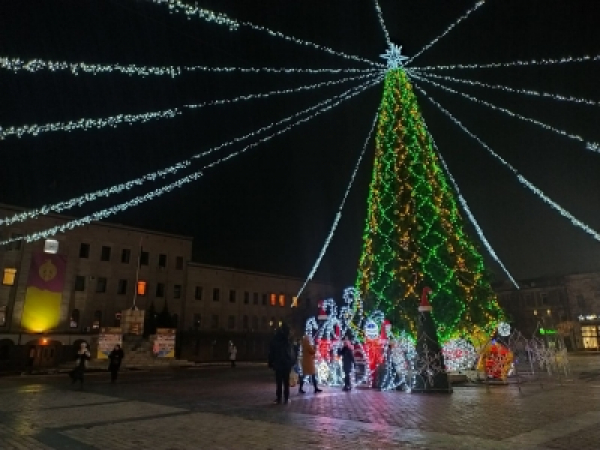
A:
[69,342,90,388]
[299,335,322,394]
[108,344,124,383]
[268,323,294,404]
[229,341,237,368]
[338,339,355,391]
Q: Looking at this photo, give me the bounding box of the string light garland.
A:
[373,0,391,46]
[409,71,599,153]
[296,110,380,299]
[412,70,600,108]
[411,54,600,72]
[0,109,179,140]
[147,0,381,68]
[412,81,600,243]
[150,0,239,30]
[355,68,504,343]
[405,0,486,66]
[0,71,381,140]
[0,76,382,246]
[424,123,519,288]
[0,57,380,77]
[1,74,382,227]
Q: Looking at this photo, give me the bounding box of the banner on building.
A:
[153,328,176,358]
[97,327,123,359]
[21,252,66,332]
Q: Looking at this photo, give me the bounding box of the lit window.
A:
[533,309,538,316]
[291,296,298,308]
[270,293,277,306]
[547,309,551,316]
[2,268,16,286]
[278,294,285,307]
[137,281,147,296]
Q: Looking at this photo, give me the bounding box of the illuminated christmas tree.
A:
[356,59,504,343]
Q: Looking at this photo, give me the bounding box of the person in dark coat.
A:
[108,344,125,383]
[69,342,90,388]
[268,323,294,404]
[337,339,355,391]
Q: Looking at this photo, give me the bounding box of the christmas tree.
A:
[356,68,504,343]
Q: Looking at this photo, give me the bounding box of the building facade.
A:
[0,204,334,368]
[495,272,600,351]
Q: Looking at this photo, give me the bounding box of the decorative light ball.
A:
[364,318,379,339]
[498,322,511,337]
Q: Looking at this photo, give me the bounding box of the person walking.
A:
[229,341,237,368]
[299,335,322,394]
[268,323,294,404]
[338,339,355,391]
[69,342,90,388]
[108,344,125,383]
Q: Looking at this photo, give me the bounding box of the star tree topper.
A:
[380,43,409,70]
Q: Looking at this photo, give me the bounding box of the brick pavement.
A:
[1,367,600,449]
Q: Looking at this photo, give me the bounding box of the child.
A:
[337,339,355,391]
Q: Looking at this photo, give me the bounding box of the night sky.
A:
[1,0,599,290]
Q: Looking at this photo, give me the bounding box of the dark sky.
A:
[1,0,599,290]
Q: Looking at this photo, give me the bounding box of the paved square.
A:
[1,361,600,449]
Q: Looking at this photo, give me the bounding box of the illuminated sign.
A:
[44,239,59,254]
[539,327,557,335]
[578,315,599,321]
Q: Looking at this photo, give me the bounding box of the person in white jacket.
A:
[229,341,237,368]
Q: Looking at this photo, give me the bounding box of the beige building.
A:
[0,203,334,367]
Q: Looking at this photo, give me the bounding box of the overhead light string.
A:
[0,75,383,246]
[411,70,600,108]
[411,81,600,243]
[373,0,391,47]
[0,72,383,226]
[0,56,380,77]
[0,71,382,140]
[296,109,380,298]
[148,0,382,68]
[411,53,600,72]
[408,71,599,153]
[405,0,486,66]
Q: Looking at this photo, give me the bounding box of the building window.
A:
[269,317,275,328]
[79,243,90,258]
[174,285,182,299]
[244,292,250,304]
[228,315,235,329]
[253,292,259,305]
[279,294,285,307]
[139,251,149,266]
[96,277,107,293]
[229,290,236,303]
[262,294,268,306]
[74,276,86,291]
[70,309,80,328]
[582,325,599,349]
[100,246,111,262]
[117,279,128,295]
[243,315,249,330]
[261,317,267,329]
[2,268,17,286]
[291,296,298,308]
[211,315,219,329]
[194,286,203,300]
[270,293,277,306]
[0,306,6,327]
[193,314,201,329]
[158,254,167,268]
[156,282,165,298]
[121,249,131,264]
[93,310,102,329]
[176,256,184,270]
[137,281,147,296]
[540,293,548,305]
[252,316,258,330]
[213,288,220,302]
